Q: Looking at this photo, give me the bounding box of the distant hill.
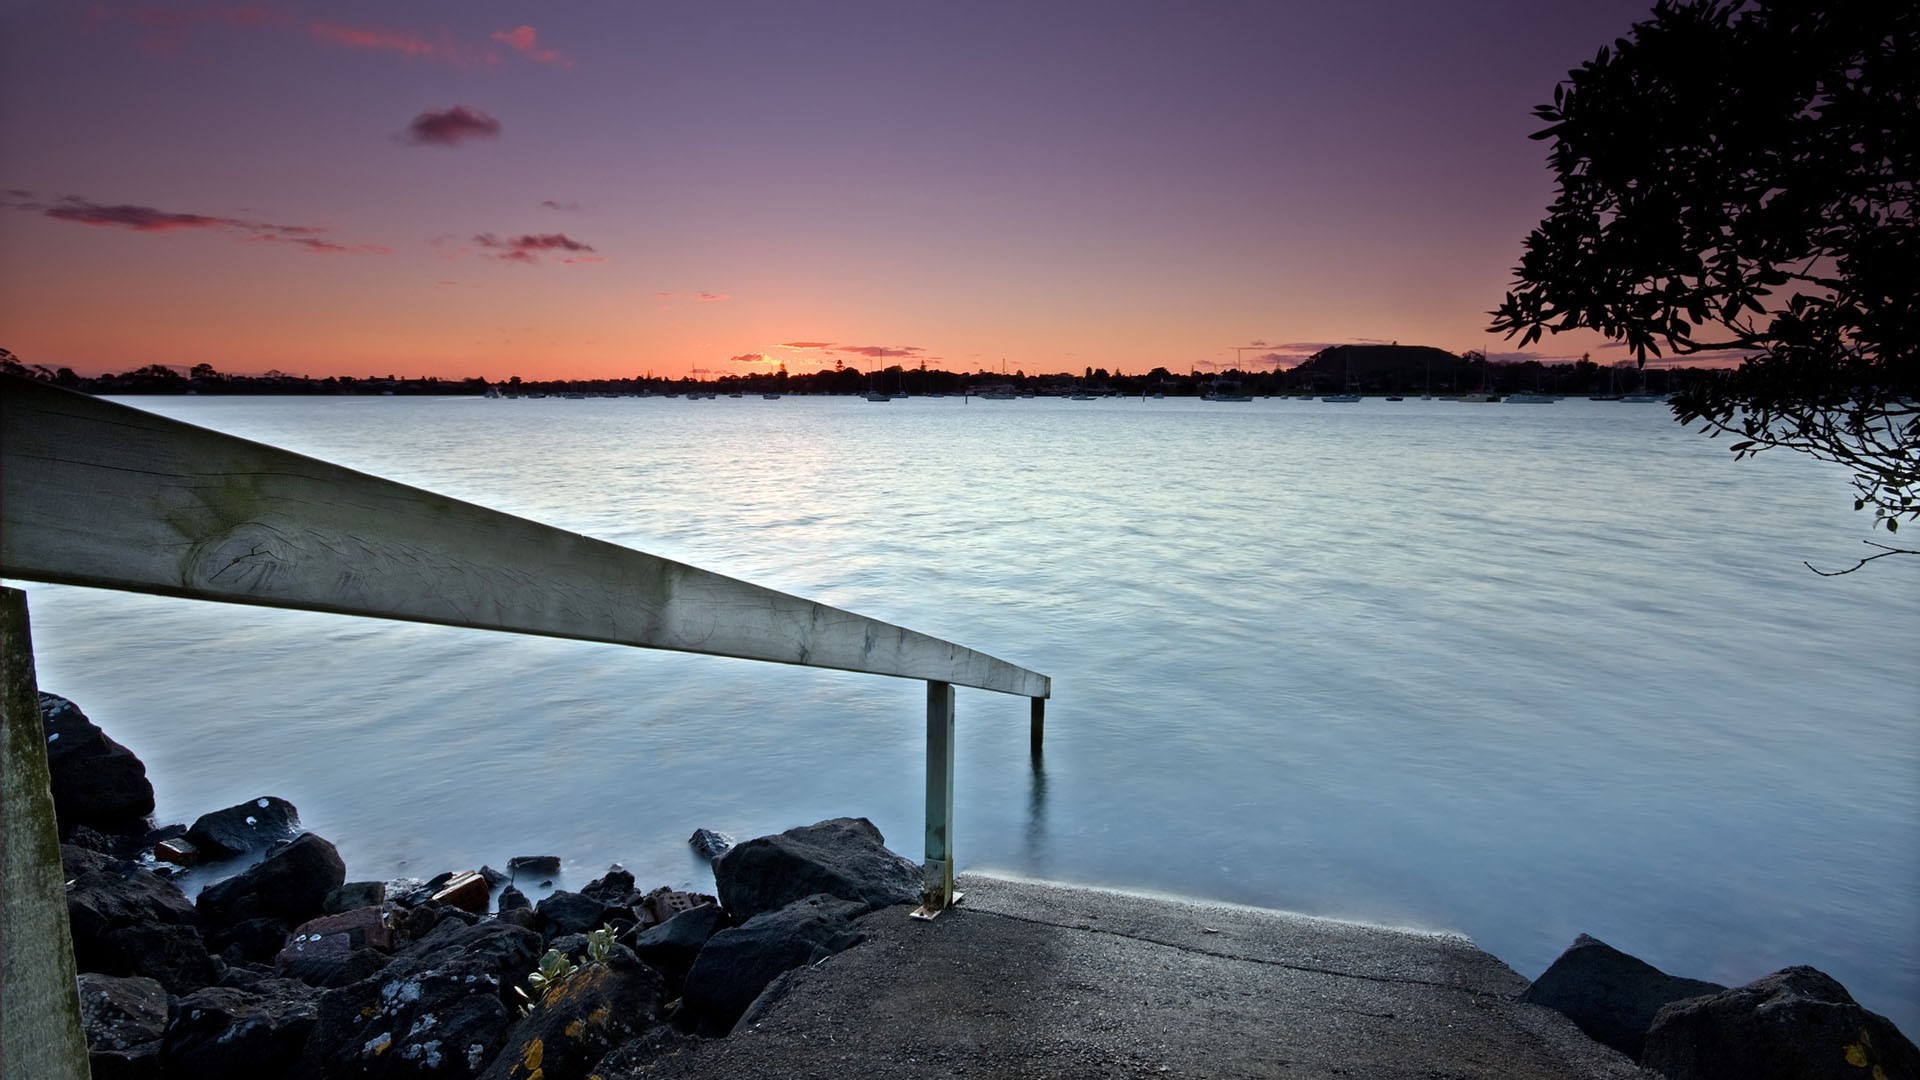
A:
[1288,345,1480,392]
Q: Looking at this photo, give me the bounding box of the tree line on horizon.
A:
[1,343,1709,399]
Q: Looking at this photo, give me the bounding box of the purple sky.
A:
[0,1,1660,380]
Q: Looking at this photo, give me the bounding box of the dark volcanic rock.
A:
[39,692,155,835]
[680,893,867,1036]
[688,827,735,862]
[65,847,221,993]
[1518,932,1725,1059]
[77,973,168,1080]
[478,953,667,1080]
[1643,966,1920,1080]
[186,796,302,859]
[162,979,320,1079]
[276,907,394,987]
[310,917,543,1078]
[631,903,728,991]
[507,854,561,880]
[327,880,388,914]
[536,889,629,939]
[711,816,921,922]
[196,832,346,931]
[580,866,636,905]
[210,916,293,966]
[496,886,530,913]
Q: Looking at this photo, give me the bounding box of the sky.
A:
[0,1,1665,382]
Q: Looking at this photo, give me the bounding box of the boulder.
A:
[477,952,666,1080]
[506,854,560,881]
[580,866,636,905]
[39,692,155,835]
[630,903,728,991]
[185,796,302,859]
[711,817,921,922]
[1643,966,1920,1080]
[688,827,735,862]
[196,832,346,931]
[276,907,395,987]
[680,893,867,1036]
[65,847,221,993]
[497,886,531,913]
[77,973,168,1080]
[162,979,320,1079]
[310,917,543,1078]
[327,880,388,914]
[209,916,294,966]
[1518,933,1725,1059]
[536,890,629,939]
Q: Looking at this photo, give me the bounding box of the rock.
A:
[327,880,388,914]
[154,837,199,867]
[580,866,636,905]
[581,1023,699,1075]
[689,827,735,862]
[712,817,921,922]
[497,886,531,913]
[162,979,320,1079]
[636,886,718,928]
[210,916,294,966]
[276,907,395,987]
[1518,933,1726,1060]
[1643,965,1920,1080]
[387,876,436,907]
[507,854,561,880]
[680,893,868,1036]
[39,692,155,835]
[479,865,508,888]
[631,903,727,991]
[536,890,628,939]
[433,871,491,913]
[77,973,168,1080]
[310,918,543,1078]
[196,832,346,931]
[65,848,222,993]
[478,953,666,1080]
[185,796,302,859]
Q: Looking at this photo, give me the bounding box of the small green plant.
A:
[513,923,618,1015]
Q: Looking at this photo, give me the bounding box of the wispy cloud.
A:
[779,341,834,349]
[831,344,925,359]
[656,291,729,302]
[473,232,600,265]
[403,106,501,147]
[10,192,387,254]
[307,20,490,65]
[539,199,581,212]
[490,25,569,67]
[729,353,772,364]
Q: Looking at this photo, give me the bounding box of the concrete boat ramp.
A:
[627,874,1645,1079]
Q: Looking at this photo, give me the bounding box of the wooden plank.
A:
[1,587,93,1079]
[0,377,1050,699]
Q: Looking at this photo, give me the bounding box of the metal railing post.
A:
[916,680,957,917]
[1,587,93,1078]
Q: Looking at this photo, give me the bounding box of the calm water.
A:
[18,394,1919,1030]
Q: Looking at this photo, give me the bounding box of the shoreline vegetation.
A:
[4,343,1707,400]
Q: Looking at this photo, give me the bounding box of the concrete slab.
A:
[623,874,1649,1078]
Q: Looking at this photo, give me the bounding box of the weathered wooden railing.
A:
[0,373,1049,1073]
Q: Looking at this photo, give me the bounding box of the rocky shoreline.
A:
[38,691,1920,1079]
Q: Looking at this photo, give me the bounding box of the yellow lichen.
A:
[564,1019,586,1039]
[587,1006,610,1026]
[518,1037,544,1077]
[1847,1043,1870,1067]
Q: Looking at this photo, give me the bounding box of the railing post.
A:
[1030,695,1045,754]
[1,587,93,1078]
[915,679,957,918]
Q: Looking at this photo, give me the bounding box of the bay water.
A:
[19,393,1918,1031]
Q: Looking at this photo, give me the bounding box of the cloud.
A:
[779,341,834,349]
[473,232,599,265]
[539,199,581,212]
[403,106,501,147]
[831,344,925,359]
[655,291,729,302]
[20,194,386,254]
[490,25,569,66]
[308,20,489,65]
[729,353,771,364]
